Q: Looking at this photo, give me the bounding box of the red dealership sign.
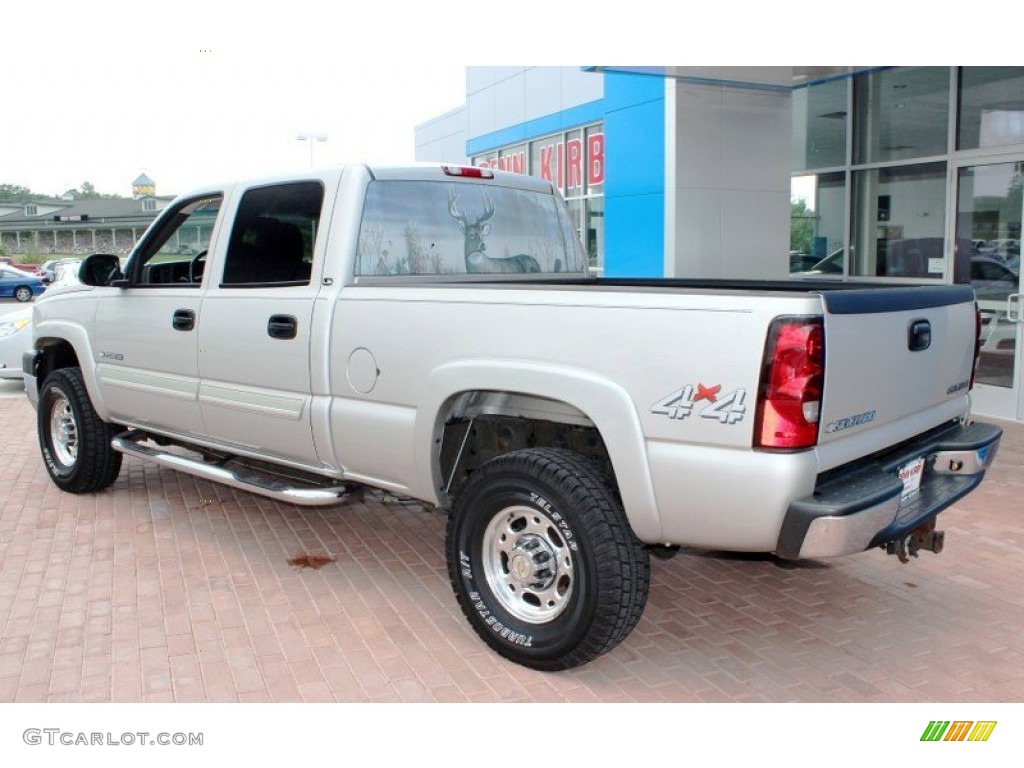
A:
[476,129,604,191]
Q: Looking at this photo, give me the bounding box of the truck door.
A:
[93,193,224,439]
[196,180,327,468]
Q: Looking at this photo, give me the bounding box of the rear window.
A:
[355,180,585,277]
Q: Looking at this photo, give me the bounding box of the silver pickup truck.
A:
[23,164,1002,670]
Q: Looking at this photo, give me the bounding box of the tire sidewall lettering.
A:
[455,481,592,657]
[40,382,76,479]
[530,491,578,551]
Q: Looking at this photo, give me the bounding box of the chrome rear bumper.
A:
[777,420,1002,560]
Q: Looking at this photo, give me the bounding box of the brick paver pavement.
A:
[1,384,1022,702]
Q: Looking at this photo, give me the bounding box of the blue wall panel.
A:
[603,73,664,277]
[461,70,666,277]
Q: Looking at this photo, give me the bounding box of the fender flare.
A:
[414,359,663,542]
[33,320,109,421]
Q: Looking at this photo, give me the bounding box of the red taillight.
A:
[971,304,982,390]
[754,317,825,450]
[442,165,494,179]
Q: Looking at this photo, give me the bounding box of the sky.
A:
[3,3,472,198]
[4,1,964,202]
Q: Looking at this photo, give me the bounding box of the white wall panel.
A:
[493,73,528,132]
[466,87,498,140]
[671,188,723,278]
[666,80,792,279]
[720,189,791,279]
[560,67,604,108]
[414,107,468,164]
[721,88,791,192]
[525,67,565,120]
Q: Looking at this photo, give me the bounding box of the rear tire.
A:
[38,367,122,493]
[447,448,650,670]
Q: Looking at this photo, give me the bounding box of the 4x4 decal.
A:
[650,384,747,424]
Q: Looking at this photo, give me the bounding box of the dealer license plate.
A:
[898,456,925,499]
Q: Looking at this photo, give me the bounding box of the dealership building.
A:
[415,66,1024,422]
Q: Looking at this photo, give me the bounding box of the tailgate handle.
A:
[908,319,931,351]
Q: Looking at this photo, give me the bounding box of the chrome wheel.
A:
[482,503,575,623]
[15,286,32,302]
[49,394,79,467]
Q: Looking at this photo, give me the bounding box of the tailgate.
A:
[816,285,977,457]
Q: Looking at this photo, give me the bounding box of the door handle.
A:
[172,309,195,331]
[267,314,298,340]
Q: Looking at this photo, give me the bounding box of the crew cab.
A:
[23,164,1002,670]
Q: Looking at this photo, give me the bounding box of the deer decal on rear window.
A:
[448,187,541,274]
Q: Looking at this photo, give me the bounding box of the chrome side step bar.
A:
[111,430,352,506]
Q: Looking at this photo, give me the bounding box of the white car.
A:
[0,263,84,380]
[0,306,32,379]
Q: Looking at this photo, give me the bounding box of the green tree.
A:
[790,198,816,255]
[68,181,123,200]
[0,183,36,202]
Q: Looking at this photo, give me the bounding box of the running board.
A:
[111,430,352,506]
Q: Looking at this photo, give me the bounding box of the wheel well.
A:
[33,339,80,389]
[436,391,613,504]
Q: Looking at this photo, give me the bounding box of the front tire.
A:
[38,367,123,493]
[14,285,33,302]
[447,448,650,671]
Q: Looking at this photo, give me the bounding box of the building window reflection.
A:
[853,67,950,165]
[474,122,605,273]
[958,67,1024,151]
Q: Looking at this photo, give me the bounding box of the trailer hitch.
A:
[885,519,945,563]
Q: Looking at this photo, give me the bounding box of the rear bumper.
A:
[776,420,1002,560]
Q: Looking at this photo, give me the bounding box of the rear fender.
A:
[416,359,662,542]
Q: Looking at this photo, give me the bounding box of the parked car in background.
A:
[0,305,33,379]
[48,260,82,287]
[0,261,83,379]
[971,255,1019,302]
[0,266,45,302]
[35,258,81,285]
[988,238,1020,259]
[0,256,37,273]
[794,247,844,276]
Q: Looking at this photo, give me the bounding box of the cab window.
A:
[221,181,323,286]
[129,195,223,286]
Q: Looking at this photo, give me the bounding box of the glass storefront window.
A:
[958,67,1024,151]
[790,172,846,274]
[792,78,848,172]
[474,151,498,170]
[585,125,605,195]
[564,129,585,195]
[957,162,1023,388]
[496,144,527,174]
[850,163,947,278]
[854,68,950,164]
[475,122,605,273]
[585,197,604,274]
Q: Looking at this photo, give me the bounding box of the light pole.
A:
[296,132,328,167]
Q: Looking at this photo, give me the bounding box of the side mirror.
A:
[79,253,125,287]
